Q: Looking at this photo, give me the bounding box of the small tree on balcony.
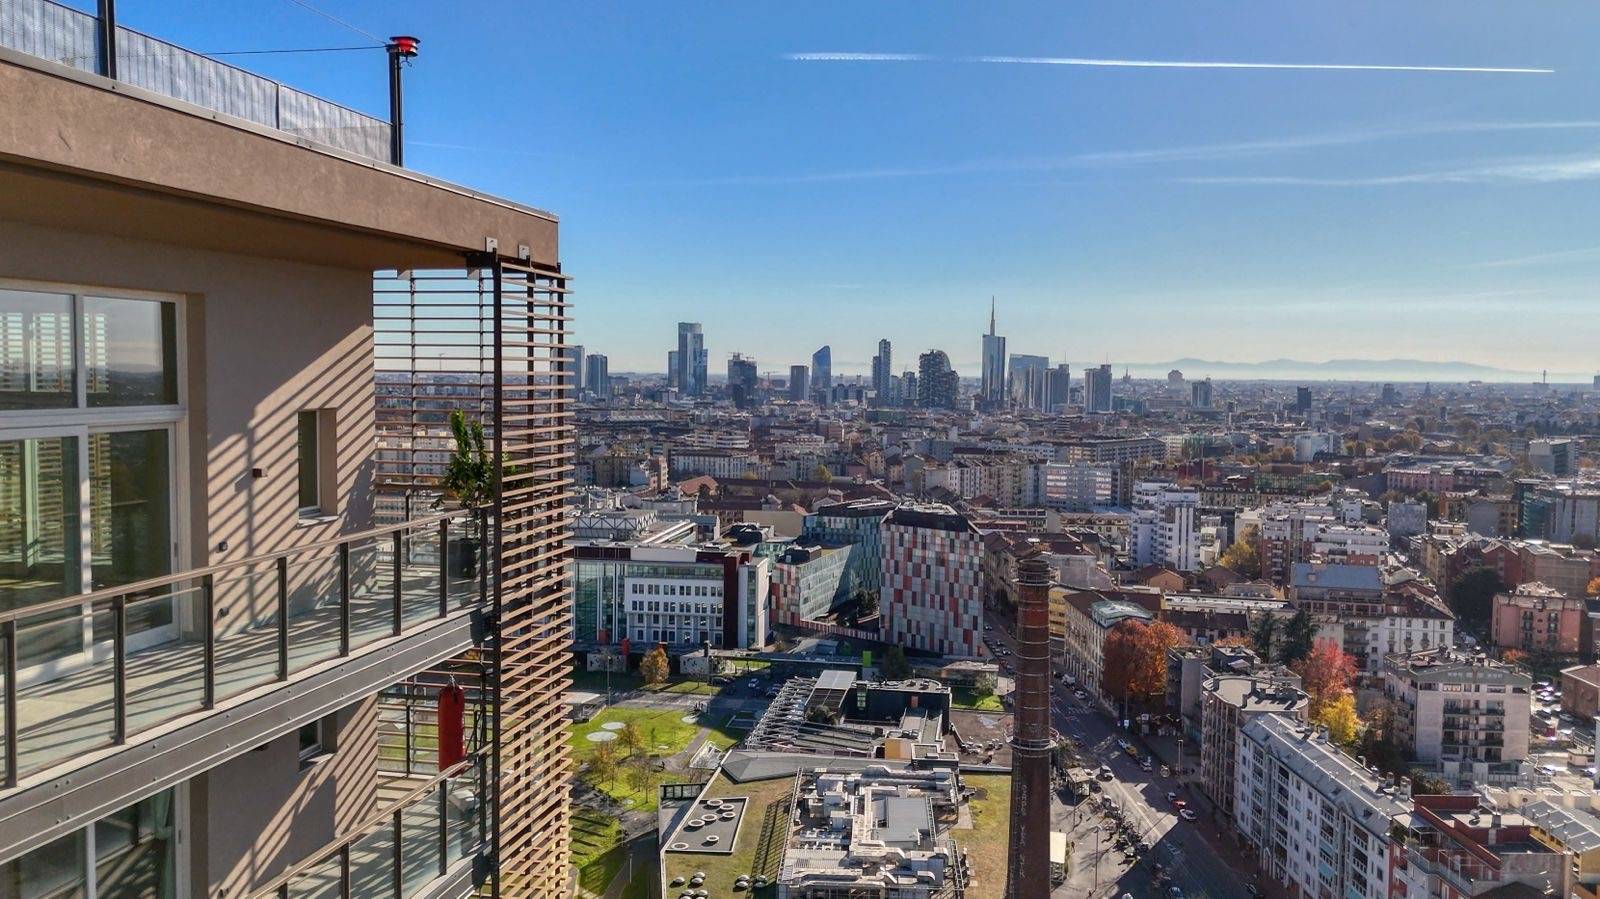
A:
[440,410,492,511]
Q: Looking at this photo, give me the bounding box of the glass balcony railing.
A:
[0,510,484,787]
[254,755,488,898]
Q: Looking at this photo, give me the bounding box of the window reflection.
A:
[0,289,75,411]
[83,296,177,408]
[0,435,84,668]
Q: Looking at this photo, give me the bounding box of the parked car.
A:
[1098,765,1115,781]
[1140,757,1153,771]
[1160,765,1171,777]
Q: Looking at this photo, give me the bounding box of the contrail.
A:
[784,52,1552,75]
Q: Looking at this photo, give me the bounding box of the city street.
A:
[985,606,1260,898]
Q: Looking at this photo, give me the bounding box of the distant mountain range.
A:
[1123,357,1590,384]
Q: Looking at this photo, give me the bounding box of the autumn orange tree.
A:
[1294,639,1357,718]
[1102,619,1186,707]
[1588,576,1600,598]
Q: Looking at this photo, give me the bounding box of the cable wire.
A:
[280,0,383,43]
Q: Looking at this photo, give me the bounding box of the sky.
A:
[95,1,1600,379]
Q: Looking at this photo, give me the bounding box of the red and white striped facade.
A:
[880,505,986,658]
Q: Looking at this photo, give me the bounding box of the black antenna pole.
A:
[96,0,118,79]
[386,36,419,165]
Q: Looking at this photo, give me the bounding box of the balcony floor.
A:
[6,564,474,782]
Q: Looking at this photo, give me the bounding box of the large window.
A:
[0,788,178,898]
[0,289,75,410]
[1,289,178,412]
[0,284,182,673]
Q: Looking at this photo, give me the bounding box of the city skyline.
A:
[121,3,1600,375]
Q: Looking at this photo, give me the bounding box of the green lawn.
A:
[572,799,620,870]
[570,668,645,694]
[642,679,721,696]
[961,774,1012,899]
[951,688,1004,711]
[570,707,705,812]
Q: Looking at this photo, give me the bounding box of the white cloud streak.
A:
[659,122,1600,186]
[1460,245,1600,269]
[784,52,1552,75]
[1181,153,1600,186]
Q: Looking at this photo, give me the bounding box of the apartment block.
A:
[1129,481,1201,572]
[1199,676,1307,820]
[1234,715,1408,899]
[1490,581,1586,654]
[0,11,571,896]
[1382,648,1532,764]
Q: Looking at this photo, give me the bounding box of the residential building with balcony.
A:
[1199,676,1307,821]
[1393,795,1573,899]
[1489,581,1585,655]
[1234,714,1409,899]
[1382,649,1532,765]
[0,9,572,896]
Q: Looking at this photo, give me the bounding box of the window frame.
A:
[0,280,190,681]
[295,408,336,520]
[0,278,187,423]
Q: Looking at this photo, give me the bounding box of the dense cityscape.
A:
[563,314,1600,898]
[3,3,1600,899]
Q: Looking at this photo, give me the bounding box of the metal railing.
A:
[0,0,393,160]
[1,509,484,787]
[253,753,489,898]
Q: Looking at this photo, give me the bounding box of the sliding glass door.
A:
[0,432,84,669]
[0,283,183,680]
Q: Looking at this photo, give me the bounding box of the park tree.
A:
[1294,639,1357,718]
[617,721,645,759]
[640,643,671,685]
[1218,540,1261,579]
[1102,619,1186,706]
[588,740,619,786]
[812,463,833,483]
[881,645,912,680]
[1278,608,1317,665]
[1449,566,1505,630]
[972,673,998,699]
[1252,614,1278,658]
[1316,694,1360,747]
[624,756,655,798]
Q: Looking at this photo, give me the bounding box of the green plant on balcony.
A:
[440,410,491,578]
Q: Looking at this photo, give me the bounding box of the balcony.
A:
[1,510,483,787]
[251,692,492,899]
[0,0,393,161]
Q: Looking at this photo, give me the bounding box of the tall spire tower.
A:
[981,297,1006,409]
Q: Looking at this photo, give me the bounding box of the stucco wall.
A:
[187,697,380,896]
[0,219,377,578]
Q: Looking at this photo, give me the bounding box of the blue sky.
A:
[103,2,1600,378]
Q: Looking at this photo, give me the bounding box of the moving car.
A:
[1098,765,1115,781]
[1179,808,1197,821]
[1166,791,1178,803]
